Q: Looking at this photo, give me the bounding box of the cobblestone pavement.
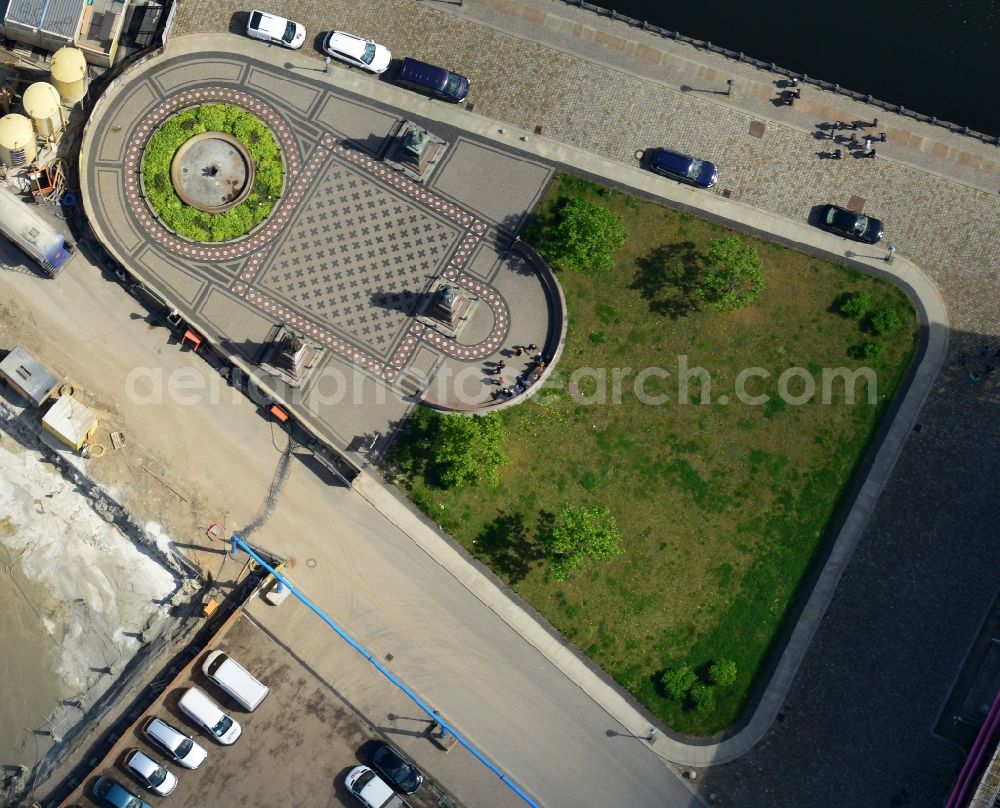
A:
[170,2,1000,806]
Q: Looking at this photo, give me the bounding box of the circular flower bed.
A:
[141,104,284,242]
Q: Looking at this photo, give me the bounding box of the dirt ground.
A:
[60,607,453,808]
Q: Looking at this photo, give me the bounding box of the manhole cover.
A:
[748,121,766,138]
[306,558,317,568]
[847,194,866,213]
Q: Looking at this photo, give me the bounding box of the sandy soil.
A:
[0,411,185,775]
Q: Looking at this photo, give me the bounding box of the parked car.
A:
[323,31,392,74]
[178,687,242,745]
[370,741,423,795]
[246,10,306,49]
[123,749,178,796]
[396,57,468,102]
[648,147,719,188]
[816,203,884,244]
[202,649,269,711]
[345,766,406,808]
[143,717,208,769]
[92,776,153,808]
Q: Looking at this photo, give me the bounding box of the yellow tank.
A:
[23,82,64,139]
[50,47,87,105]
[0,113,37,166]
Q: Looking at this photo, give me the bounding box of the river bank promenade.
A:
[160,2,1000,806]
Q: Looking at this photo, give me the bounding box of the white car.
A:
[322,31,391,74]
[246,9,306,49]
[123,748,178,796]
[178,687,242,745]
[143,717,208,769]
[346,766,398,808]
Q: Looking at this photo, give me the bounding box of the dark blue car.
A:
[649,147,719,188]
[92,776,152,808]
[397,57,469,103]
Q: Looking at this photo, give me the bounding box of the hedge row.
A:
[140,104,284,242]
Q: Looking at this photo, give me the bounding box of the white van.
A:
[202,650,269,711]
[178,687,242,745]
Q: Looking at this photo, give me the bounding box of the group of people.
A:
[488,344,546,399]
[819,118,887,160]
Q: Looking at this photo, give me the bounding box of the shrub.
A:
[870,307,904,336]
[840,291,872,318]
[690,683,717,713]
[708,658,738,687]
[141,104,284,242]
[661,664,697,700]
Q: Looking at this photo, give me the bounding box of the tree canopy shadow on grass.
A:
[474,512,543,583]
[630,241,703,318]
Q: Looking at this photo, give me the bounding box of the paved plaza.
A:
[67,1,1000,805]
[81,44,558,454]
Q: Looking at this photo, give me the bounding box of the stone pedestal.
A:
[259,325,322,387]
[384,121,448,184]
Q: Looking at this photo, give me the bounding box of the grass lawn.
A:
[389,176,918,735]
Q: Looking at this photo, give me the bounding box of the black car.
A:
[397,57,469,103]
[370,741,424,795]
[648,147,719,188]
[817,204,884,244]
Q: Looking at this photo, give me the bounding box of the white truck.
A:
[345,766,409,808]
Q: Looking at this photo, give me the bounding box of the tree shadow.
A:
[630,241,703,318]
[474,511,543,584]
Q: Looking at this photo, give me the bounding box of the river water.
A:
[586,0,1000,137]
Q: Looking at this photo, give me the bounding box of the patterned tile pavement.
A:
[84,64,524,390]
[164,3,1000,806]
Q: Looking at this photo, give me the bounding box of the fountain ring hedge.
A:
[140,103,284,243]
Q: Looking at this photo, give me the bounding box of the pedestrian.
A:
[879,132,887,143]
[848,134,861,148]
[851,120,861,131]
[537,361,547,372]
[490,366,503,376]
[789,77,799,88]
[527,343,537,352]
[793,88,801,99]
[833,148,842,160]
[513,345,523,356]
[494,376,504,386]
[864,137,872,150]
[866,149,877,159]
[871,117,879,128]
[497,360,506,370]
[834,120,845,130]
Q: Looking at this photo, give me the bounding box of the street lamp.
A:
[726,79,734,96]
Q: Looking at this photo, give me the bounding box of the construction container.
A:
[42,394,99,451]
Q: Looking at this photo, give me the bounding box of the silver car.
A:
[124,748,178,796]
[143,716,208,769]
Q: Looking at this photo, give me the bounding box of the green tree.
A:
[433,412,508,489]
[708,658,738,687]
[545,503,623,579]
[870,307,903,335]
[697,236,766,313]
[690,683,717,713]
[662,664,697,700]
[840,291,872,318]
[547,197,626,273]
